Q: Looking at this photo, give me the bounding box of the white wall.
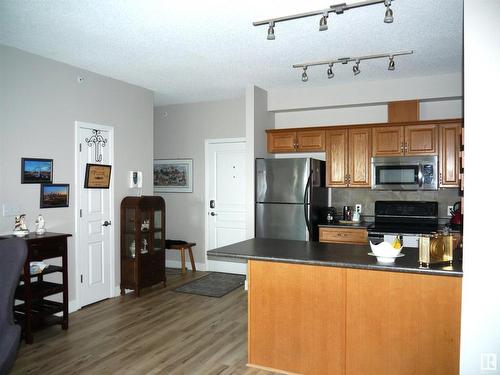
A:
[461,1,500,373]
[0,45,154,306]
[268,73,462,112]
[154,98,246,268]
[245,86,275,239]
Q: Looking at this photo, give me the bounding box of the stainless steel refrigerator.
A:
[255,158,328,241]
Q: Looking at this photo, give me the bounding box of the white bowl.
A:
[369,241,403,257]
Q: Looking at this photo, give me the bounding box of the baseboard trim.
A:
[165,259,207,271]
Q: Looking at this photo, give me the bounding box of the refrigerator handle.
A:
[304,170,312,237]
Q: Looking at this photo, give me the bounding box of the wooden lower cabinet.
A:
[319,227,368,244]
[248,261,346,375]
[346,269,462,375]
[248,260,462,375]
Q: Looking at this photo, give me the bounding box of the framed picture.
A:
[154,159,193,193]
[21,158,53,184]
[84,164,112,189]
[40,184,70,208]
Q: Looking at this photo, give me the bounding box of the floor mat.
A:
[174,272,245,298]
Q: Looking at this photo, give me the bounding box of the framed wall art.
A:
[154,159,193,193]
[21,158,53,184]
[40,184,70,208]
[84,163,112,188]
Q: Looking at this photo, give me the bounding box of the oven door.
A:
[371,157,420,190]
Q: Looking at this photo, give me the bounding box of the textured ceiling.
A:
[0,0,463,106]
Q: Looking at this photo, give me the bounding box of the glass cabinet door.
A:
[125,208,136,258]
[153,209,162,251]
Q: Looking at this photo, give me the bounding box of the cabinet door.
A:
[267,131,296,153]
[404,124,438,155]
[296,130,325,152]
[439,123,461,187]
[348,128,371,187]
[372,126,404,156]
[326,129,348,187]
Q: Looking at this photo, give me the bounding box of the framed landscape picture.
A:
[84,163,112,188]
[21,158,53,184]
[40,184,70,208]
[154,159,193,193]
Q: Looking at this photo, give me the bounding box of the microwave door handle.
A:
[418,165,423,187]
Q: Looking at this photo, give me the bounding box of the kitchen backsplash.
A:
[329,188,460,221]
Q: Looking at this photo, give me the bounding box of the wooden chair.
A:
[166,242,196,275]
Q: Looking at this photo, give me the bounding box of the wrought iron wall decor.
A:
[85,129,108,163]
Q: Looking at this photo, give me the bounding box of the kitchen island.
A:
[208,238,462,375]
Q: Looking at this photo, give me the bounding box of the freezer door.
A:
[256,203,309,241]
[256,158,309,204]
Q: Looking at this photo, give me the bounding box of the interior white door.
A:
[206,140,247,274]
[77,123,113,307]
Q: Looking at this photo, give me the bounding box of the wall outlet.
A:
[448,205,454,216]
[355,204,362,213]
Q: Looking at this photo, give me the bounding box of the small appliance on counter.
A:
[418,233,454,267]
[449,201,462,229]
[325,207,337,224]
[342,206,352,221]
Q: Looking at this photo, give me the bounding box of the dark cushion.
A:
[0,238,28,374]
[165,239,188,247]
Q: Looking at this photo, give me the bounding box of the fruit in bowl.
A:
[369,241,404,263]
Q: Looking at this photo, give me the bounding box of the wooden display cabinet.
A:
[120,196,166,296]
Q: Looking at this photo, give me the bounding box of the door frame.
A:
[74,121,116,310]
[204,137,246,270]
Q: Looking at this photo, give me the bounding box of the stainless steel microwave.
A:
[371,156,438,190]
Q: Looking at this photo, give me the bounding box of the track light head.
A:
[302,67,308,82]
[384,1,394,23]
[353,61,361,76]
[388,57,395,70]
[319,12,328,31]
[327,63,334,79]
[267,22,275,40]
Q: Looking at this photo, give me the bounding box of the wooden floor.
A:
[12,269,278,375]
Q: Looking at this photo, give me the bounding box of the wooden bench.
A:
[166,242,196,275]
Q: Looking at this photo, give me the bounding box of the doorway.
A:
[205,138,247,274]
[75,121,115,308]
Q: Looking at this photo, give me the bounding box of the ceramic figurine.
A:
[35,214,46,235]
[13,214,29,237]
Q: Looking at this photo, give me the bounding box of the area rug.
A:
[174,272,245,298]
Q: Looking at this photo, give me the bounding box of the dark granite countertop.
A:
[207,238,462,277]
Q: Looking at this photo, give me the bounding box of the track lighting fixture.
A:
[302,67,308,82]
[384,0,394,23]
[293,50,413,82]
[388,56,395,70]
[254,0,395,39]
[267,21,275,40]
[327,63,334,79]
[353,60,361,75]
[319,12,328,31]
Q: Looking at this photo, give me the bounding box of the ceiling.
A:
[0,0,463,106]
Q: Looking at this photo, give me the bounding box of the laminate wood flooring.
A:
[12,269,278,375]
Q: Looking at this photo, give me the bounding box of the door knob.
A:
[209,212,217,216]
[102,220,112,227]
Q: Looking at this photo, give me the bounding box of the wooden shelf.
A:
[22,264,63,278]
[16,281,64,300]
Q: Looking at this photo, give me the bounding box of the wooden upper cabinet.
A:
[267,131,297,153]
[326,129,348,187]
[405,124,438,156]
[296,130,325,151]
[439,123,461,187]
[372,126,404,156]
[267,129,325,153]
[373,124,438,156]
[348,128,371,187]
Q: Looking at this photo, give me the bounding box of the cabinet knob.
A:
[400,143,404,153]
[404,142,408,152]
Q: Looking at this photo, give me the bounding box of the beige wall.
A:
[154,98,246,268]
[0,45,154,308]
